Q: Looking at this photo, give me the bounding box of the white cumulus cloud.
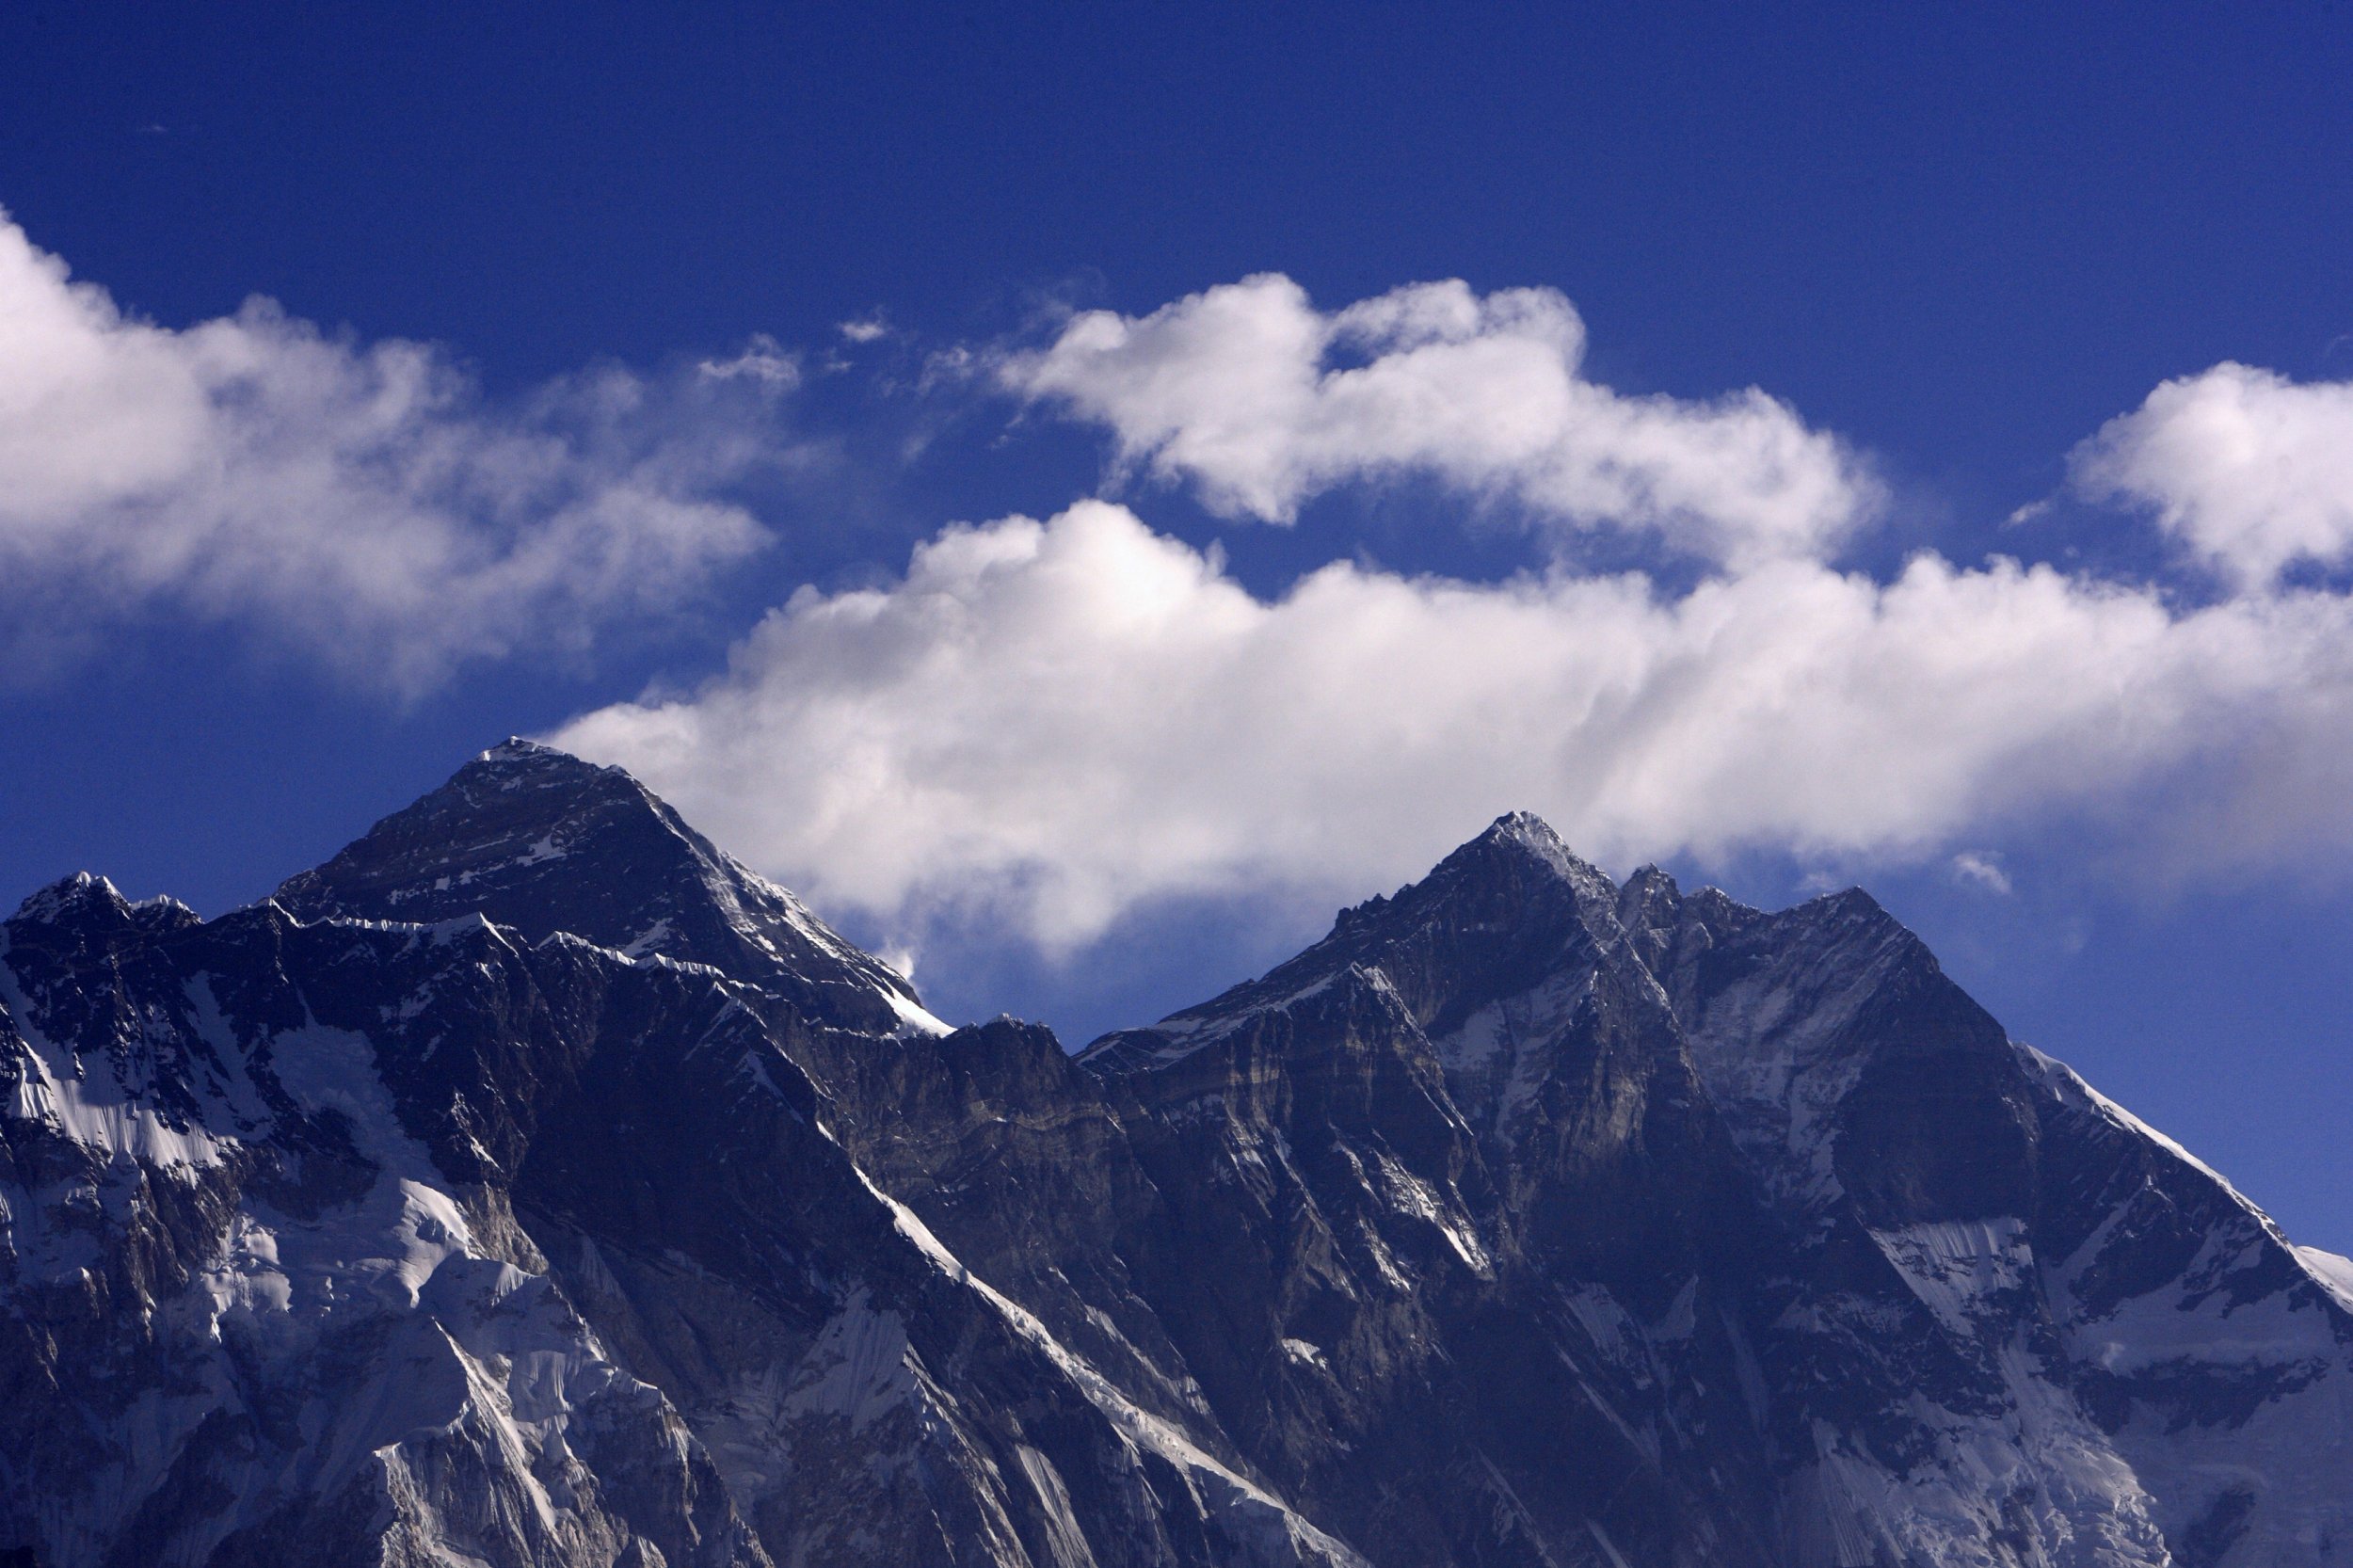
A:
[0,213,777,691]
[995,274,1878,568]
[2072,361,2353,589]
[553,499,2353,951]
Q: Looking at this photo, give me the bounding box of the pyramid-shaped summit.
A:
[276,737,939,1036]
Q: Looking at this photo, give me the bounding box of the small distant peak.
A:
[128,893,202,935]
[10,870,129,925]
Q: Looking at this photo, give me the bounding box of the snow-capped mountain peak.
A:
[275,740,941,1036]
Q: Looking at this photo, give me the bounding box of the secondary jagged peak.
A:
[4,871,206,949]
[1084,810,1642,1070]
[8,870,128,926]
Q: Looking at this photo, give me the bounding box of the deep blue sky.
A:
[8,4,2353,1241]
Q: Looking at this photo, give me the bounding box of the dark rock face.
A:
[6,751,2349,1567]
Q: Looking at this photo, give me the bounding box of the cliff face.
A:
[5,744,2348,1567]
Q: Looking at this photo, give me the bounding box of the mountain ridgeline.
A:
[6,741,2350,1567]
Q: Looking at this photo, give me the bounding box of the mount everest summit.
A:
[6,739,2351,1567]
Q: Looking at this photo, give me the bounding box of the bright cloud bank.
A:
[553,278,2353,947]
[556,496,2353,948]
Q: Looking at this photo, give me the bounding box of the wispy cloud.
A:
[696,334,801,388]
[1951,851,2014,895]
[0,212,786,693]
